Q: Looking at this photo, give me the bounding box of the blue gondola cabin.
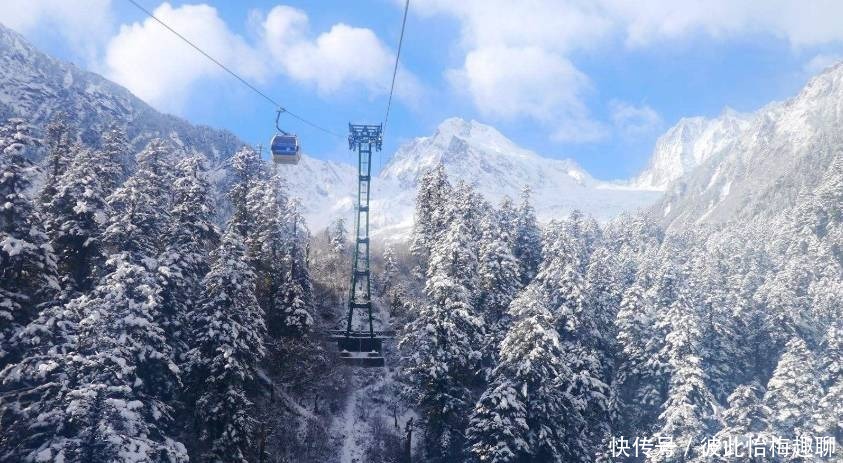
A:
[271,133,301,165]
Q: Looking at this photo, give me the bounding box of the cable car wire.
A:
[124,0,343,139]
[382,0,409,134]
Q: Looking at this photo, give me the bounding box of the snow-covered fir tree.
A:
[380,243,399,296]
[467,285,583,463]
[763,337,823,442]
[0,293,81,461]
[0,119,59,364]
[648,293,718,462]
[100,125,131,179]
[711,383,773,463]
[533,220,609,457]
[42,143,122,294]
[38,111,76,208]
[24,137,188,462]
[247,175,313,339]
[228,146,265,239]
[185,228,266,463]
[329,216,348,256]
[400,194,485,461]
[410,162,451,275]
[57,255,187,462]
[104,138,173,262]
[513,186,542,286]
[159,155,218,359]
[476,205,522,352]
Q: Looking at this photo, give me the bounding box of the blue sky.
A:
[3,0,843,179]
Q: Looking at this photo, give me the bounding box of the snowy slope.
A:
[653,62,843,230]
[0,23,357,233]
[632,109,752,190]
[276,155,357,233]
[0,24,243,163]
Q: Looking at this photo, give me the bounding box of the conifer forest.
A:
[1,2,842,462]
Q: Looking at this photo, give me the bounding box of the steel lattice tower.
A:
[344,124,382,339]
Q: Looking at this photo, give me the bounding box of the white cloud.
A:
[610,101,662,137]
[0,0,113,63]
[412,0,611,53]
[100,3,419,113]
[260,5,421,104]
[447,46,605,142]
[103,3,264,112]
[605,0,843,47]
[413,0,843,143]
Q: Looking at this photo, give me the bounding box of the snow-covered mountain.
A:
[0,24,243,163]
[651,62,843,230]
[0,23,358,232]
[0,23,662,237]
[632,109,752,190]
[368,118,661,237]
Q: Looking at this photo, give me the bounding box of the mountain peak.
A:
[430,117,520,153]
[632,109,753,190]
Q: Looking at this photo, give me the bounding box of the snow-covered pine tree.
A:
[648,292,719,463]
[497,196,518,246]
[101,124,131,179]
[535,221,609,456]
[248,175,313,339]
[410,162,451,275]
[513,186,542,285]
[380,243,399,296]
[560,209,601,270]
[613,280,665,435]
[466,286,583,463]
[42,144,122,295]
[763,337,823,443]
[228,146,265,239]
[322,216,348,279]
[28,137,187,462]
[445,181,485,304]
[755,252,821,352]
[819,323,843,391]
[814,378,842,448]
[687,240,747,402]
[400,194,485,461]
[159,155,218,359]
[38,111,76,208]
[0,292,82,461]
[583,247,620,358]
[0,119,59,364]
[104,138,173,263]
[711,383,773,463]
[185,228,266,463]
[476,205,522,367]
[329,217,348,256]
[57,255,187,463]
[284,197,315,326]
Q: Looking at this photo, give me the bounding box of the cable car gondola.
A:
[271,109,301,165]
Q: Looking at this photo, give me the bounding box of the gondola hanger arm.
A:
[275,108,289,136]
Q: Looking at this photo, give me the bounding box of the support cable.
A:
[125,0,343,138]
[382,0,410,135]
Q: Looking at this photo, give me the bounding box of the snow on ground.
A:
[330,295,415,463]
